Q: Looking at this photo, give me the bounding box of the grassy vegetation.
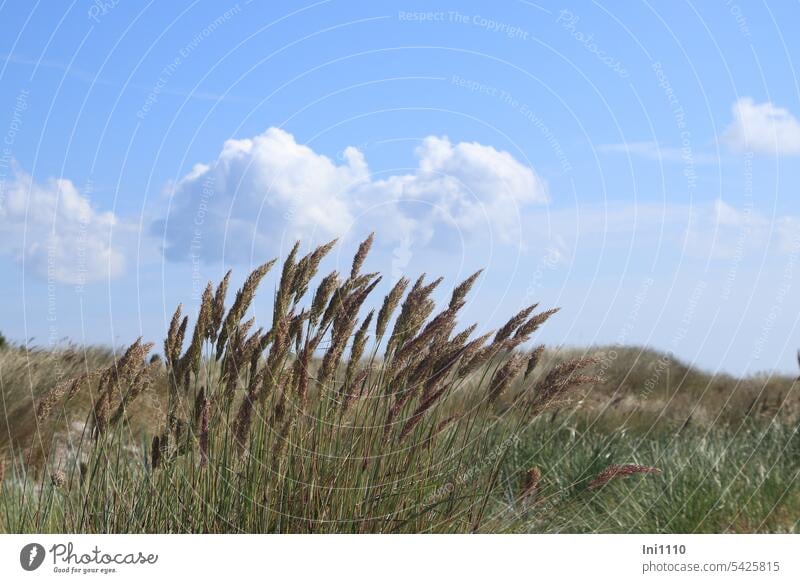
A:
[0,237,798,533]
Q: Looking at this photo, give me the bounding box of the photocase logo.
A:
[20,543,46,571]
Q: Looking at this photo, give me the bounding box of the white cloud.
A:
[723,98,800,155]
[683,198,800,260]
[0,163,124,284]
[155,128,548,262]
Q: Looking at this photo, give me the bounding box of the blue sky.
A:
[1,0,799,375]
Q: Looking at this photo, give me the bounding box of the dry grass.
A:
[1,239,796,533]
[1,237,605,533]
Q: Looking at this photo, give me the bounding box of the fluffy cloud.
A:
[154,128,547,263]
[723,98,800,155]
[0,164,124,284]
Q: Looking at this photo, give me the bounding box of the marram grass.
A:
[7,236,785,533]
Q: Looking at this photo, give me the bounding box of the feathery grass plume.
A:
[342,368,370,411]
[449,269,482,310]
[345,310,374,385]
[36,376,74,423]
[198,394,210,468]
[221,318,256,398]
[520,466,541,499]
[456,331,499,378]
[233,367,267,451]
[209,270,232,343]
[388,325,472,434]
[524,345,546,379]
[192,387,206,427]
[392,303,459,369]
[289,309,309,353]
[487,352,526,403]
[310,271,339,327]
[320,276,381,386]
[109,361,158,426]
[271,415,297,472]
[102,339,146,390]
[150,435,161,470]
[318,270,377,333]
[386,275,442,357]
[416,325,478,401]
[449,324,478,349]
[293,306,329,404]
[350,232,374,279]
[319,283,348,332]
[511,308,561,345]
[216,259,277,360]
[385,274,423,350]
[92,390,111,440]
[292,238,338,301]
[179,283,214,382]
[89,339,155,438]
[165,304,183,367]
[96,339,155,409]
[398,381,452,442]
[174,317,188,364]
[587,464,661,490]
[375,276,409,341]
[50,470,66,489]
[494,304,538,344]
[272,241,301,329]
[531,356,601,413]
[243,326,266,376]
[264,314,293,416]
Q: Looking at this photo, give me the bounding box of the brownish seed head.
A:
[532,356,601,412]
[487,352,526,403]
[217,259,277,359]
[521,466,542,499]
[50,470,66,489]
[165,304,183,366]
[210,270,232,342]
[449,269,482,310]
[524,345,546,379]
[376,276,410,341]
[310,271,339,327]
[292,238,338,300]
[513,308,561,343]
[587,464,661,490]
[350,233,374,279]
[273,242,301,324]
[494,304,538,344]
[345,310,374,382]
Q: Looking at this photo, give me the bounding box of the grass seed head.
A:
[588,464,661,490]
[350,233,374,279]
[525,345,546,379]
[376,276,410,341]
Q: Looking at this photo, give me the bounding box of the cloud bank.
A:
[154,127,548,263]
[0,164,124,284]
